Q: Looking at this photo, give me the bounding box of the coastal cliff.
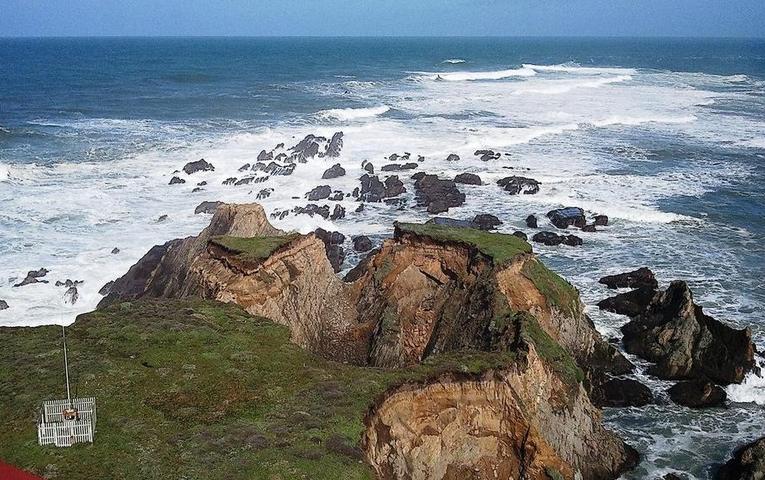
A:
[1,203,639,479]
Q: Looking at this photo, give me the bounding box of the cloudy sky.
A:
[1,0,763,37]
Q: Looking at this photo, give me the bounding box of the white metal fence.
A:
[37,397,97,447]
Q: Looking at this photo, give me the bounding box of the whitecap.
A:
[411,67,537,82]
[727,358,765,405]
[442,58,466,64]
[316,105,390,121]
[523,63,638,75]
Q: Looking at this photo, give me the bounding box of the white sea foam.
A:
[727,358,765,405]
[442,58,466,64]
[523,63,638,75]
[412,67,537,82]
[316,105,390,121]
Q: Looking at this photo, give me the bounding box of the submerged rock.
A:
[599,267,658,290]
[445,153,460,162]
[497,176,540,195]
[621,281,756,384]
[668,380,727,408]
[474,149,501,161]
[381,163,417,172]
[111,248,120,254]
[716,437,765,480]
[182,159,215,175]
[0,300,8,310]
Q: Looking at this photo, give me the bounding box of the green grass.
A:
[209,234,300,262]
[519,313,584,386]
[521,258,581,318]
[0,299,521,480]
[396,222,532,265]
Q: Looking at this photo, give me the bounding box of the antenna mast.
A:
[62,325,71,405]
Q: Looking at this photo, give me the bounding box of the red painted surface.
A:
[0,460,44,480]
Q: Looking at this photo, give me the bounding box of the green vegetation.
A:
[209,234,300,262]
[0,299,520,480]
[545,466,566,480]
[521,258,581,318]
[396,222,532,264]
[520,313,584,385]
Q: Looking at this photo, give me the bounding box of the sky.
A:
[0,0,764,38]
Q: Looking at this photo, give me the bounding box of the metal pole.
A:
[62,325,71,405]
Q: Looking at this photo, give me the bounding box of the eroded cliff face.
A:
[100,203,638,479]
[363,345,637,480]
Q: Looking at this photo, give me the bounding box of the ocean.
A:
[0,37,763,478]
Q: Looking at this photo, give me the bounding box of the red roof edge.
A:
[0,460,45,480]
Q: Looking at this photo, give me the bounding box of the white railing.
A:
[37,397,97,447]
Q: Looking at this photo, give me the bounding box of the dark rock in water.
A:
[191,187,203,193]
[352,236,373,252]
[663,474,684,480]
[55,279,83,288]
[597,287,657,318]
[446,153,460,162]
[156,215,168,223]
[169,176,185,185]
[289,134,324,162]
[314,228,345,273]
[474,149,501,161]
[111,248,120,254]
[381,163,418,172]
[328,191,344,201]
[256,188,274,200]
[253,161,295,176]
[13,268,50,287]
[417,155,425,162]
[98,280,115,296]
[497,176,540,195]
[384,176,406,198]
[354,204,364,213]
[621,281,756,384]
[270,209,289,221]
[594,214,609,226]
[472,214,501,231]
[197,181,207,186]
[257,150,273,162]
[359,174,386,202]
[182,159,215,175]
[716,436,765,480]
[512,231,528,241]
[235,177,255,186]
[223,177,237,185]
[330,204,345,221]
[600,267,658,290]
[0,300,8,310]
[525,215,538,228]
[323,132,343,158]
[388,153,399,162]
[306,185,332,201]
[194,201,224,215]
[531,231,582,247]
[547,207,586,229]
[362,161,374,174]
[414,174,465,214]
[63,286,79,305]
[581,224,597,233]
[293,204,331,219]
[238,163,251,172]
[668,380,726,408]
[426,217,477,229]
[322,163,346,179]
[590,377,653,408]
[454,173,482,185]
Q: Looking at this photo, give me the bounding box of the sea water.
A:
[1,37,764,478]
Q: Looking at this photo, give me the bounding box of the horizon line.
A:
[2,34,764,40]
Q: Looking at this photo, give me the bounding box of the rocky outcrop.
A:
[497,176,540,195]
[413,173,465,214]
[100,204,639,478]
[667,380,726,408]
[454,173,482,185]
[183,159,214,174]
[548,208,586,229]
[353,236,373,252]
[13,268,49,287]
[621,281,756,384]
[532,232,583,247]
[473,213,501,231]
[589,378,653,408]
[322,163,345,179]
[599,268,658,290]
[597,287,656,317]
[716,437,765,480]
[169,176,185,185]
[364,347,638,480]
[194,201,224,215]
[0,300,8,310]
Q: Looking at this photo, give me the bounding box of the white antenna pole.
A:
[62,325,71,405]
